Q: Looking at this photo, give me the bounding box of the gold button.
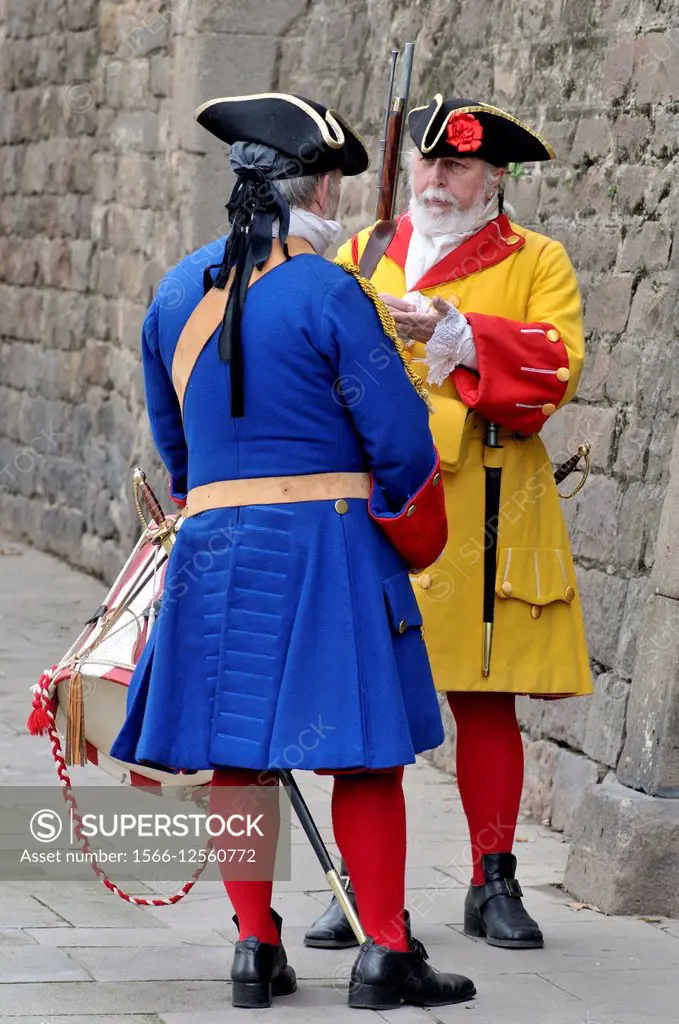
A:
[432,473,441,487]
[449,294,461,307]
[335,499,348,514]
[565,585,576,602]
[546,328,561,342]
[406,504,416,517]
[505,234,521,245]
[542,403,556,416]
[501,581,513,596]
[531,605,542,620]
[556,367,570,382]
[419,573,433,590]
[398,619,408,633]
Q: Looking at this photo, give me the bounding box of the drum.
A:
[29,470,213,792]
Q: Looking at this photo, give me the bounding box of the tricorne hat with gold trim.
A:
[408,95,555,166]
[195,92,369,177]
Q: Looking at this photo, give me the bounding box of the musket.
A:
[374,42,415,222]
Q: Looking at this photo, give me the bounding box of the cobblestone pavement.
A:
[1,535,678,1024]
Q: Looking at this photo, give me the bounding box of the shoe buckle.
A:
[505,878,522,898]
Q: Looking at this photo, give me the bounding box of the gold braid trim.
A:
[332,257,432,409]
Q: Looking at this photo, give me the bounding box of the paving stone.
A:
[0,943,90,982]
[24,926,229,947]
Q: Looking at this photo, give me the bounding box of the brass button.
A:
[501,580,513,596]
[546,328,561,342]
[406,504,416,517]
[565,585,576,602]
[419,573,433,590]
[335,499,348,514]
[556,367,570,382]
[541,402,556,416]
[398,619,408,633]
[531,605,542,620]
[505,234,521,245]
[449,293,461,307]
[432,473,441,487]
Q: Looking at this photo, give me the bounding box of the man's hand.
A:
[379,293,451,344]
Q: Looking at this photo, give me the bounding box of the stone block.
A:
[651,111,679,159]
[618,593,679,795]
[564,775,679,915]
[569,473,621,564]
[521,738,561,824]
[571,116,613,164]
[601,35,635,101]
[633,31,679,104]
[541,403,616,473]
[551,748,600,834]
[612,113,652,161]
[584,274,634,332]
[627,277,675,336]
[616,481,665,570]
[619,221,671,272]
[517,691,592,752]
[172,34,278,156]
[582,672,630,767]
[181,0,309,35]
[576,565,629,667]
[613,411,651,478]
[150,55,169,97]
[616,576,653,678]
[110,111,161,153]
[602,338,639,404]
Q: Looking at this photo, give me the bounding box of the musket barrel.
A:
[375,50,399,219]
[392,42,415,212]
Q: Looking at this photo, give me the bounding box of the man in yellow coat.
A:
[305,96,593,951]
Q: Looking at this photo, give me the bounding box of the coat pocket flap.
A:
[495,547,577,606]
[383,571,423,633]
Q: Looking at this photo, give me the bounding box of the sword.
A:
[279,771,367,945]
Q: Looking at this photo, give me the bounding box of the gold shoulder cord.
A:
[333,257,432,409]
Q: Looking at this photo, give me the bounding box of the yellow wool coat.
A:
[338,214,592,696]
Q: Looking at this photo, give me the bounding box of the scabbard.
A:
[482,424,504,677]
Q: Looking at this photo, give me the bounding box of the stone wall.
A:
[1,0,679,879]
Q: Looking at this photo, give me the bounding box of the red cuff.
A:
[453,314,570,434]
[369,451,447,571]
[168,478,186,509]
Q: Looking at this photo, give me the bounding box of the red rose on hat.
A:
[446,112,483,153]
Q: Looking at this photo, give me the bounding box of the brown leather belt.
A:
[183,472,371,518]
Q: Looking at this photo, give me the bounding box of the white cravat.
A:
[274,207,343,256]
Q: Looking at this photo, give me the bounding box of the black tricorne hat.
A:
[195,92,369,178]
[408,95,555,167]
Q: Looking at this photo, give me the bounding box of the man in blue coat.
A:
[110,93,475,1011]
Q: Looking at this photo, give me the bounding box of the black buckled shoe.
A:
[348,916,476,1010]
[231,908,297,1008]
[304,882,360,949]
[464,853,544,949]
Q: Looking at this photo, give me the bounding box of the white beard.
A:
[409,186,499,238]
[404,186,506,291]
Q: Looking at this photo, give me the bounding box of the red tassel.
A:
[27,668,57,737]
[27,703,51,736]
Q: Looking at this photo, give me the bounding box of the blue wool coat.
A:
[110,239,445,773]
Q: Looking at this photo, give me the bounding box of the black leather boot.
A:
[348,926,476,1010]
[304,881,360,949]
[464,852,544,949]
[231,908,297,1008]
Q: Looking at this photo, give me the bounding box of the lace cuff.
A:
[425,308,477,386]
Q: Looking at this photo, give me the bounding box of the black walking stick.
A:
[279,770,367,944]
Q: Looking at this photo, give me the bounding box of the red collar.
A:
[385,212,525,289]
